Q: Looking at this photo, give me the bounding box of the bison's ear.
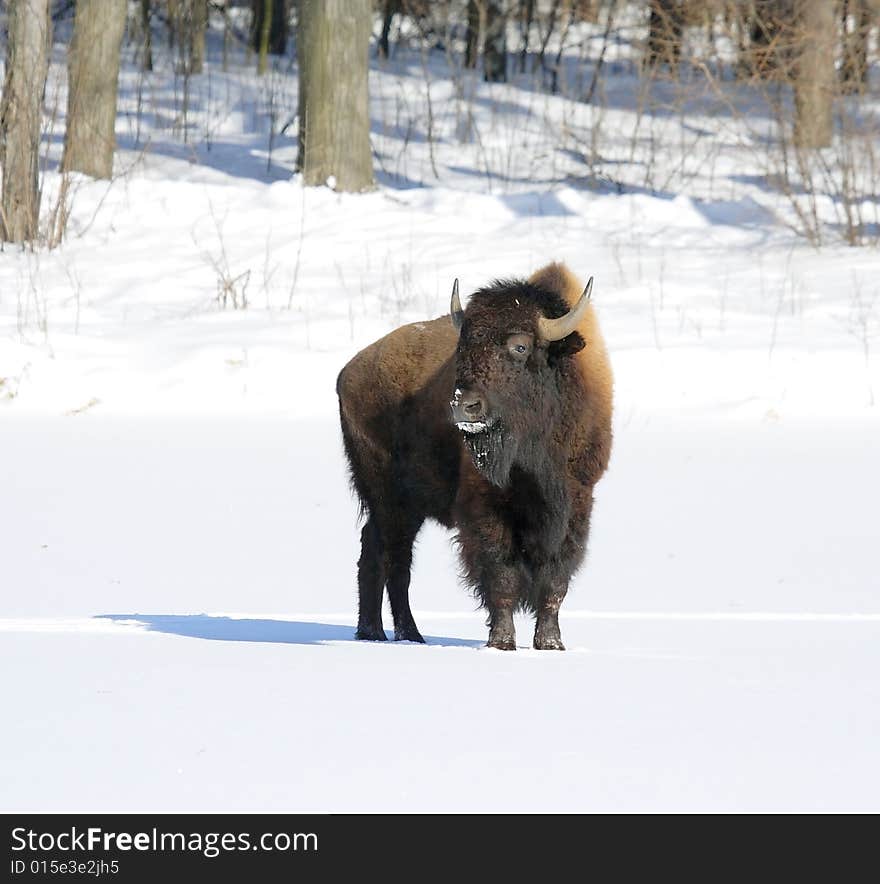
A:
[547,331,585,365]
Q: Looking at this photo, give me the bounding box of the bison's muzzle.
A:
[450,386,490,431]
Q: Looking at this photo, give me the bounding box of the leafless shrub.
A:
[200,202,250,310]
[215,266,250,309]
[0,362,31,402]
[615,1,880,248]
[845,272,879,406]
[16,252,51,346]
[286,184,307,310]
[381,259,417,326]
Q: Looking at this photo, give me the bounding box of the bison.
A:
[336,262,613,650]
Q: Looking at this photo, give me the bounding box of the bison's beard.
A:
[460,423,517,488]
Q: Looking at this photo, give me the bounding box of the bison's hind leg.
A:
[385,519,425,643]
[355,516,388,641]
[355,512,426,644]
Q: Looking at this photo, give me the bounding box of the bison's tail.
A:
[338,404,370,524]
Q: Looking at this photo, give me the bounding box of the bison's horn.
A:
[450,278,464,330]
[536,277,593,342]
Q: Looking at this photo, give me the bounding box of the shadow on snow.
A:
[95,613,482,649]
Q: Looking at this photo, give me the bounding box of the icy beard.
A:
[460,422,517,488]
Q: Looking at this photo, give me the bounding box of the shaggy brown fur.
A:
[337,262,613,649]
[528,261,613,483]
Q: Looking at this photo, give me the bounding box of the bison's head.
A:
[448,275,592,488]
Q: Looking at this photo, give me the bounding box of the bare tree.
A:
[191,0,208,74]
[793,0,834,148]
[252,0,289,68]
[465,0,481,68]
[297,0,374,192]
[725,0,754,79]
[747,0,793,79]
[483,0,508,82]
[646,0,684,71]
[256,0,273,74]
[573,0,599,22]
[547,0,574,92]
[840,0,874,93]
[167,1,207,75]
[139,0,154,72]
[0,0,51,244]
[518,0,535,72]
[535,0,561,74]
[378,0,401,59]
[61,0,127,180]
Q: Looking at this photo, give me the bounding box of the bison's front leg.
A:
[533,574,568,651]
[533,602,565,650]
[484,566,520,650]
[488,600,516,650]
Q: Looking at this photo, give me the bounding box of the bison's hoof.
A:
[533,635,565,651]
[487,635,516,651]
[394,627,425,643]
[355,626,388,641]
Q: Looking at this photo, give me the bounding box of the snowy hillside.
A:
[1,10,879,812]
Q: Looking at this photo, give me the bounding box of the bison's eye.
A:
[506,334,533,361]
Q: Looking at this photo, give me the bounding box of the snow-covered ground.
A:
[2,416,880,811]
[1,15,879,811]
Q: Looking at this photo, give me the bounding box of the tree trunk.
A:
[257,0,274,74]
[646,0,683,71]
[62,0,127,180]
[171,1,207,75]
[793,0,834,149]
[167,0,179,50]
[298,0,374,192]
[378,0,401,60]
[191,0,207,75]
[222,4,232,72]
[168,1,202,142]
[483,0,508,82]
[536,0,562,74]
[728,0,752,79]
[252,0,289,58]
[0,0,51,243]
[518,0,534,73]
[465,0,481,69]
[840,0,872,93]
[140,0,153,72]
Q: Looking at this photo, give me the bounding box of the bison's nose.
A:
[451,388,488,425]
[462,394,485,419]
